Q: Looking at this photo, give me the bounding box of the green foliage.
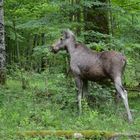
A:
[1,0,140,139]
[4,0,140,86]
[0,71,140,140]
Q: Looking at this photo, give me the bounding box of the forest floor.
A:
[0,72,140,140]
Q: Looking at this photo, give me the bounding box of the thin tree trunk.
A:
[41,33,45,45]
[13,20,20,62]
[41,33,47,71]
[76,0,81,36]
[68,0,74,21]
[33,34,39,47]
[0,0,6,85]
[108,0,113,36]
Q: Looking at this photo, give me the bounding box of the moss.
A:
[17,130,140,139]
[18,130,74,138]
[80,130,116,138]
[17,130,117,139]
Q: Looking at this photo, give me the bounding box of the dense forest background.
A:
[0,0,140,139]
[4,0,140,86]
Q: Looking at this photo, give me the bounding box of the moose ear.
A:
[63,30,69,39]
[62,29,74,39]
[60,30,68,39]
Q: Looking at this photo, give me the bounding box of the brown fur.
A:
[51,29,132,122]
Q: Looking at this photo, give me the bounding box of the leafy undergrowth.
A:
[0,72,140,140]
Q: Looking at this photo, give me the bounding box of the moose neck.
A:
[66,38,76,57]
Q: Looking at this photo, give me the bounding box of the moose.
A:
[51,29,133,122]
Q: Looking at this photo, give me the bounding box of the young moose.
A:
[51,29,133,122]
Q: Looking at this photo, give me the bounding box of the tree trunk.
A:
[84,0,109,43]
[0,0,6,85]
[13,19,20,62]
[41,33,47,71]
[75,0,81,36]
[108,0,113,36]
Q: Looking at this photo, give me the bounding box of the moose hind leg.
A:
[114,77,133,122]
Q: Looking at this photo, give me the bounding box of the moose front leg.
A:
[82,80,88,98]
[74,76,83,115]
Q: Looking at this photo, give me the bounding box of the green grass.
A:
[0,72,140,139]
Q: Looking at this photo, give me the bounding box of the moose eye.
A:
[60,38,63,42]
